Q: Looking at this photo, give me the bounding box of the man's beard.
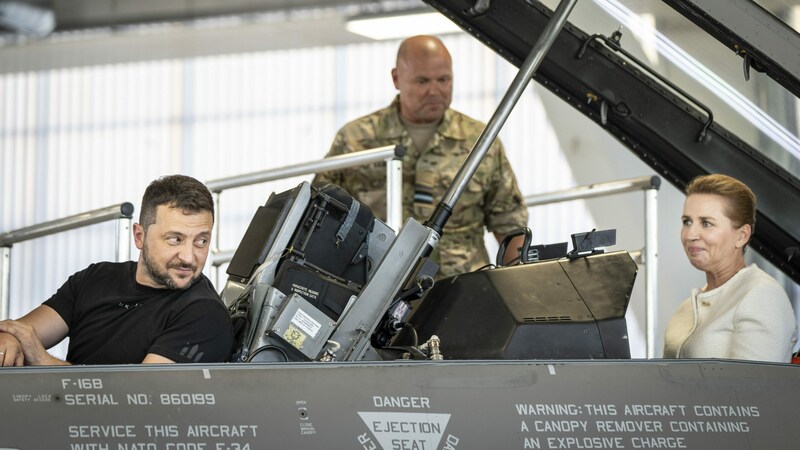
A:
[141,244,198,290]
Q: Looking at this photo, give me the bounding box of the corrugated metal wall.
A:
[0,34,595,358]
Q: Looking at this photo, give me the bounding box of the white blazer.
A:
[663,264,797,362]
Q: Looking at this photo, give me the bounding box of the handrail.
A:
[1,202,134,320]
[205,145,405,193]
[524,175,661,206]
[524,175,661,358]
[211,249,235,267]
[207,145,405,285]
[0,203,134,246]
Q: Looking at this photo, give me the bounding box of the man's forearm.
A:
[0,319,69,366]
[26,349,71,366]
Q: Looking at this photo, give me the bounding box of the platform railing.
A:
[0,170,658,358]
[0,203,134,320]
[524,175,661,358]
[205,145,405,286]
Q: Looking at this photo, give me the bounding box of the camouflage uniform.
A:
[314,97,528,278]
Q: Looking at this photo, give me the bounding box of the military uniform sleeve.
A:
[311,132,349,187]
[149,299,234,363]
[312,125,383,208]
[482,139,529,235]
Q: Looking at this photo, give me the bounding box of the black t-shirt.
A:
[44,261,233,364]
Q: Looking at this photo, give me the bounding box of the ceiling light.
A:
[0,1,55,37]
[346,11,461,40]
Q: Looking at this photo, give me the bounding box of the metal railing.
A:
[524,175,661,358]
[206,145,405,285]
[0,203,134,320]
[0,167,659,359]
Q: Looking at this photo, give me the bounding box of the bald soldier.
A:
[314,35,528,279]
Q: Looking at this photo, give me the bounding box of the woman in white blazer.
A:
[663,174,797,362]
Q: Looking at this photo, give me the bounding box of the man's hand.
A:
[494,233,526,266]
[0,329,25,367]
[0,320,68,366]
[0,306,70,366]
[142,353,176,364]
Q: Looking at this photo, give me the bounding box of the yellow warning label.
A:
[284,324,307,350]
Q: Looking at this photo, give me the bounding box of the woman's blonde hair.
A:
[685,173,756,235]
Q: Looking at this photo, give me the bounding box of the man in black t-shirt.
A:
[0,175,233,365]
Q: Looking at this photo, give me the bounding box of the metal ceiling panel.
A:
[1,0,379,32]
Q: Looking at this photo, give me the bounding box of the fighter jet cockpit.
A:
[219,179,637,363]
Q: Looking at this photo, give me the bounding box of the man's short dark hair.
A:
[139,175,214,228]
